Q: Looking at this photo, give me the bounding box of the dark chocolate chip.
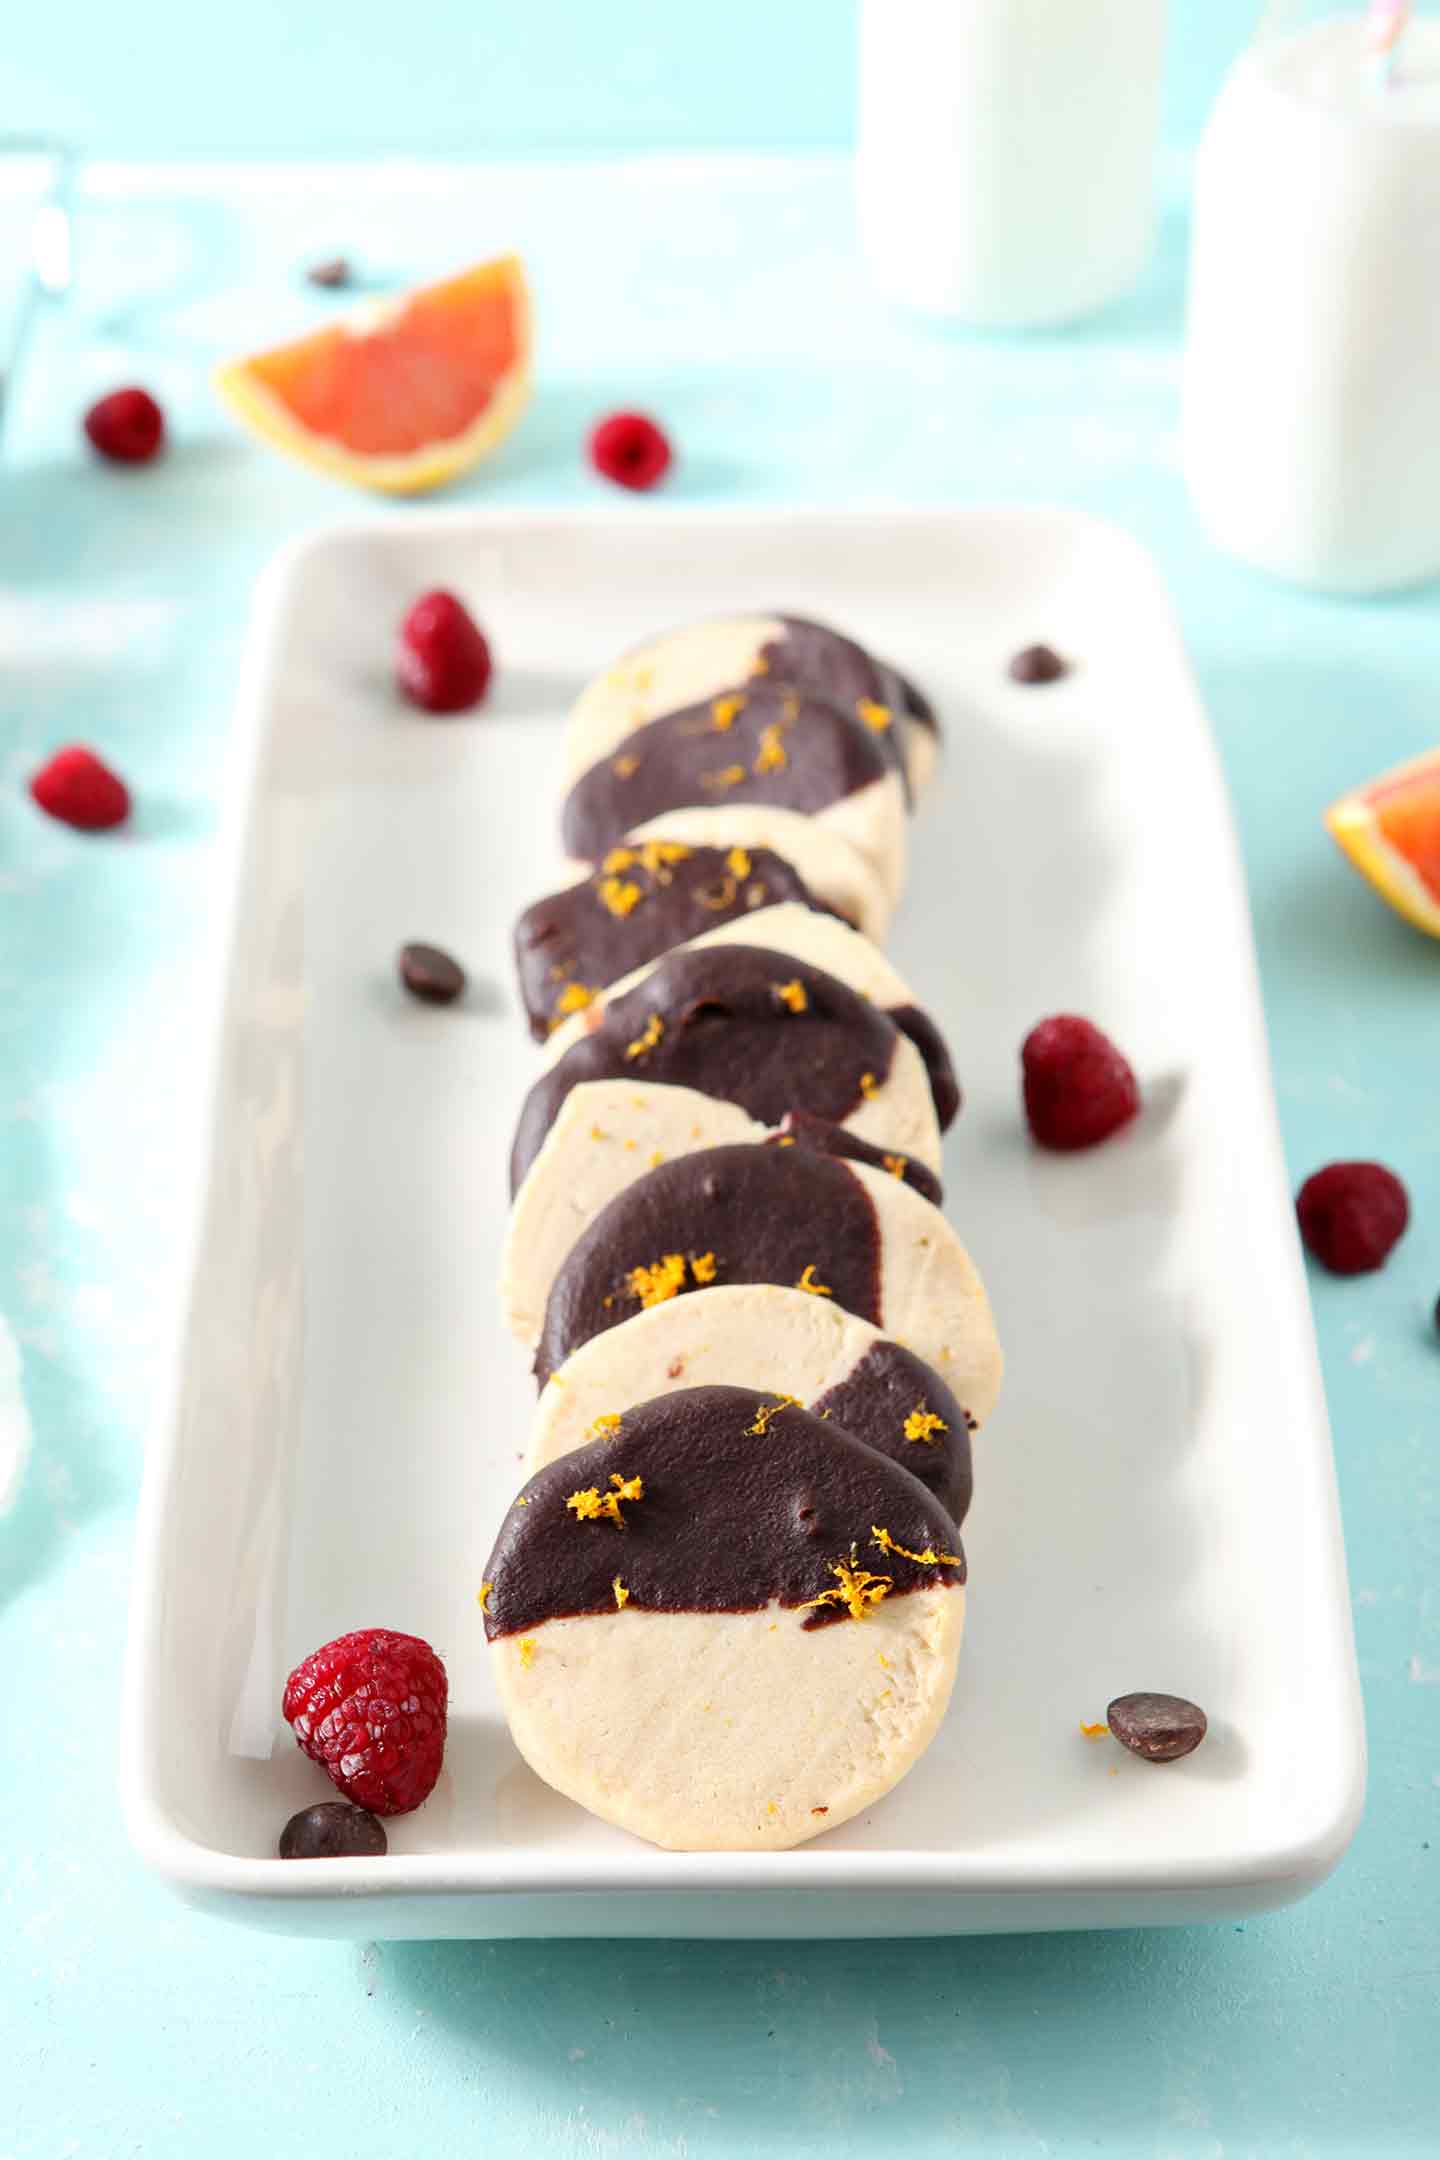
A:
[278,1800,388,1858]
[1106,1691,1208,1762]
[399,942,466,1005]
[1008,644,1068,686]
[306,257,353,288]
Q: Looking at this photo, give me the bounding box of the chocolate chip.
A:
[1009,643,1067,686]
[399,942,466,1004]
[278,1801,387,1858]
[1106,1691,1208,1762]
[306,257,353,289]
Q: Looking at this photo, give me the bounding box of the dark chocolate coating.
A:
[769,1108,942,1208]
[760,617,916,804]
[510,944,902,1196]
[560,683,893,867]
[483,1383,964,1638]
[535,1142,883,1386]
[895,669,939,738]
[811,1342,973,1524]
[890,1004,961,1132]
[513,844,828,1043]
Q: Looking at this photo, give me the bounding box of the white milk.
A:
[855,0,1166,327]
[1183,15,1440,593]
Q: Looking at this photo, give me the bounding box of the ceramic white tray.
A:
[120,508,1364,1939]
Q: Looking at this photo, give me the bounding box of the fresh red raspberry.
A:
[1022,1014,1140,1151]
[29,745,132,831]
[83,386,165,464]
[588,410,673,492]
[1296,1161,1409,1275]
[282,1628,448,1816]
[397,590,492,713]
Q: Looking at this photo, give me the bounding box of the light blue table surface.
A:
[2,156,1437,2159]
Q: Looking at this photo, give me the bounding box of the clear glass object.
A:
[1182,3,1440,592]
[0,138,75,442]
[855,0,1167,329]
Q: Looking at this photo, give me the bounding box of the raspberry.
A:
[397,590,492,714]
[1296,1161,1409,1275]
[29,745,132,831]
[83,386,165,464]
[588,411,673,492]
[282,1628,448,1816]
[1021,1014,1140,1151]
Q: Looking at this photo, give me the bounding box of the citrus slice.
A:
[214,254,531,494]
[1325,746,1440,939]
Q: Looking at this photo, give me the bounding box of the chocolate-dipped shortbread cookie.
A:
[561,683,909,905]
[543,902,961,1133]
[508,943,941,1196]
[483,1384,965,1849]
[532,1140,1001,1394]
[567,612,940,799]
[531,1283,980,1520]
[516,839,829,1045]
[501,1088,944,1350]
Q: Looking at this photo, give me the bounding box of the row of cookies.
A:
[484,615,1002,1850]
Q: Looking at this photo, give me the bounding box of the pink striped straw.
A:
[1367,0,1413,84]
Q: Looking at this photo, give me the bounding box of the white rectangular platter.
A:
[121,508,1364,1938]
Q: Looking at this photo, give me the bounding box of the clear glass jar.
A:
[1182,2,1440,591]
[855,0,1166,329]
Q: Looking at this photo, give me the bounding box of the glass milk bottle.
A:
[856,0,1167,328]
[1183,3,1440,592]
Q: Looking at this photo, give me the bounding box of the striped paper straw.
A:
[1367,0,1413,86]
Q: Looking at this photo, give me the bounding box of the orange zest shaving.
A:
[612,753,639,778]
[698,874,738,911]
[702,763,748,791]
[597,875,644,918]
[902,1406,948,1444]
[612,1576,630,1610]
[566,1471,646,1527]
[690,1251,717,1284]
[478,1581,493,1611]
[627,1252,688,1308]
[857,698,892,733]
[1080,1721,1109,1740]
[588,1412,623,1438]
[711,694,746,731]
[859,1071,879,1100]
[796,1264,831,1297]
[749,653,770,676]
[752,724,788,774]
[774,978,808,1013]
[803,1548,892,1622]
[623,1012,664,1061]
[518,1637,536,1668]
[725,845,752,879]
[746,1392,801,1436]
[882,1153,907,1180]
[553,981,596,1019]
[870,1524,962,1567]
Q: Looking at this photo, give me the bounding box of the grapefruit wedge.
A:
[1325,746,1440,939]
[214,254,531,494]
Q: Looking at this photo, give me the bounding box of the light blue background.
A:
[2,11,1439,2156]
[11,0,1259,158]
